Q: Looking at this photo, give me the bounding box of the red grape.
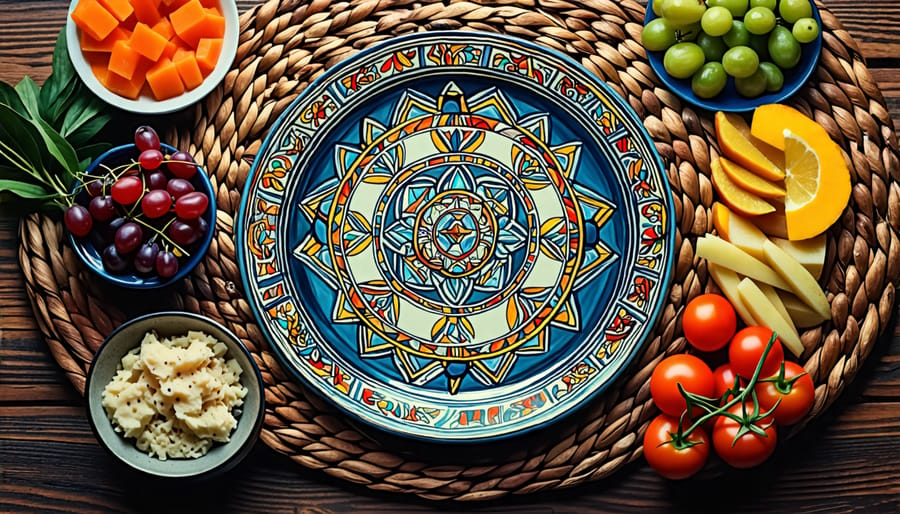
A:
[166,178,194,199]
[174,192,208,220]
[86,180,104,197]
[139,149,164,170]
[146,171,167,191]
[65,205,93,237]
[156,251,179,278]
[141,189,172,219]
[111,176,143,205]
[102,245,130,274]
[88,195,117,222]
[168,151,197,179]
[134,243,159,274]
[169,219,199,245]
[134,126,160,152]
[114,222,143,254]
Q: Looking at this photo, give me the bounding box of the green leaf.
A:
[68,111,111,148]
[30,116,80,180]
[0,82,27,117]
[46,79,79,129]
[0,103,46,174]
[15,76,41,120]
[40,30,75,121]
[0,179,53,200]
[76,142,112,163]
[51,29,74,90]
[60,93,93,138]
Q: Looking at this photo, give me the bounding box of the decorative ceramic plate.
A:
[237,32,676,442]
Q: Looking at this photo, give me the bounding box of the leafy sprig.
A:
[0,29,111,211]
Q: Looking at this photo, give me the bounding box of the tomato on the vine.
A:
[712,363,743,401]
[712,401,778,469]
[729,326,784,379]
[755,361,815,425]
[643,414,710,480]
[682,293,737,352]
[650,354,715,417]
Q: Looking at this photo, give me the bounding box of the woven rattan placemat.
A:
[18,0,900,501]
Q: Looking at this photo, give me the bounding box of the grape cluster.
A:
[643,0,820,99]
[64,126,211,280]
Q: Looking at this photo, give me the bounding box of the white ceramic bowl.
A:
[65,0,239,114]
[85,312,264,479]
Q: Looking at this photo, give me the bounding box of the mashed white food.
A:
[101,330,248,460]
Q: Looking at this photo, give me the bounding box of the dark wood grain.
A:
[1,0,900,512]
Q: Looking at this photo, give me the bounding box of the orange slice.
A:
[719,157,786,199]
[718,112,785,170]
[751,104,821,151]
[782,130,851,240]
[715,111,784,182]
[710,158,776,217]
[711,202,769,261]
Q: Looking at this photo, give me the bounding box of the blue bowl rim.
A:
[83,310,266,479]
[67,143,217,289]
[644,0,823,112]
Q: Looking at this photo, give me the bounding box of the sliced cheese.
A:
[707,263,757,326]
[737,278,804,357]
[771,234,826,280]
[762,240,831,321]
[757,282,792,327]
[696,235,791,291]
[779,291,829,328]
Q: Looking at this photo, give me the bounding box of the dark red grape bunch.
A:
[64,125,211,281]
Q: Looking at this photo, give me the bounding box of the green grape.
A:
[700,6,733,37]
[696,32,728,62]
[642,18,678,52]
[664,42,706,79]
[748,33,770,61]
[692,62,728,98]
[652,0,669,17]
[735,68,768,97]
[674,22,702,42]
[662,0,708,26]
[743,7,776,35]
[750,0,776,9]
[769,25,801,69]
[792,17,820,44]
[707,0,749,18]
[758,62,785,92]
[722,45,760,78]
[723,20,751,48]
[778,0,812,24]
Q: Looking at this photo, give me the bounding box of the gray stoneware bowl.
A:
[85,312,264,479]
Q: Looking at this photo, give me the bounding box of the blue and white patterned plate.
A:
[237,32,676,442]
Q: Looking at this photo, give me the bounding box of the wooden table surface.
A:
[1,1,899,512]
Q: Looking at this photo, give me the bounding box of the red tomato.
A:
[712,363,743,400]
[682,294,737,352]
[643,414,710,480]
[712,402,778,469]
[755,361,815,425]
[729,326,784,379]
[650,354,715,417]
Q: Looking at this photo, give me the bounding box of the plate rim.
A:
[236,30,677,443]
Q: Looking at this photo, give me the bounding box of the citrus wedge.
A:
[718,111,785,169]
[782,129,851,240]
[715,111,785,181]
[720,157,786,199]
[711,202,769,260]
[750,103,823,151]
[710,158,776,217]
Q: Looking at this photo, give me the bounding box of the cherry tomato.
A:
[682,293,737,352]
[643,414,710,480]
[755,361,815,425]
[729,326,784,379]
[712,401,778,469]
[712,363,743,401]
[650,354,715,417]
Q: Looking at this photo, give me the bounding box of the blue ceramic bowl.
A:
[68,143,216,289]
[84,312,264,479]
[644,0,823,112]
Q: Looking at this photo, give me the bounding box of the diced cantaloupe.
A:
[151,17,175,41]
[145,58,185,100]
[130,22,169,61]
[80,26,132,53]
[129,0,162,25]
[173,49,204,89]
[98,59,151,99]
[108,39,143,79]
[169,0,207,47]
[201,12,225,38]
[71,0,119,41]
[162,0,191,7]
[160,39,179,60]
[97,0,134,21]
[195,37,221,74]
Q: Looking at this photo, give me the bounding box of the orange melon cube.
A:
[97,0,134,21]
[71,0,119,41]
[173,49,204,90]
[160,39,179,60]
[162,0,191,8]
[151,17,175,40]
[130,22,169,61]
[194,37,221,74]
[202,12,225,38]
[129,0,162,25]
[169,0,207,47]
[108,39,143,79]
[80,26,132,53]
[99,58,152,99]
[145,58,185,100]
[199,0,219,8]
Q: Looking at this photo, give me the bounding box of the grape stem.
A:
[129,216,191,258]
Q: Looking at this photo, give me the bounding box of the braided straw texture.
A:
[18,0,900,501]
